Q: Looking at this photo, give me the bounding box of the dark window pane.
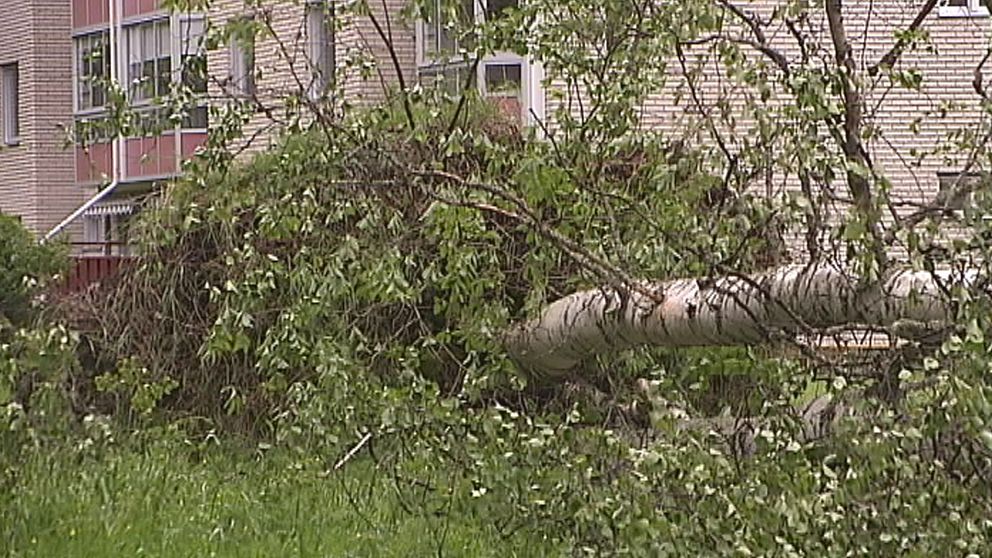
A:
[142,60,156,99]
[182,54,208,93]
[486,0,516,20]
[183,106,208,129]
[158,56,172,97]
[484,63,521,95]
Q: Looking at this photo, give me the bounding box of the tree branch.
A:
[717,0,791,76]
[824,0,887,270]
[365,2,416,130]
[867,0,940,77]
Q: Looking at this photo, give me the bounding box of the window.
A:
[306,0,335,99]
[418,0,476,94]
[76,20,207,134]
[420,0,475,61]
[83,205,135,256]
[74,116,114,145]
[2,64,19,145]
[937,171,988,217]
[126,19,172,103]
[76,32,111,112]
[183,106,209,129]
[417,0,531,121]
[178,16,208,130]
[179,16,207,94]
[229,23,256,97]
[420,64,475,95]
[482,62,522,118]
[83,214,109,253]
[940,0,990,17]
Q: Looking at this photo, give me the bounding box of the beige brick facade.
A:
[0,0,82,236]
[205,0,415,154]
[523,0,992,262]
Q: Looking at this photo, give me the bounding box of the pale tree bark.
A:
[505,265,964,380]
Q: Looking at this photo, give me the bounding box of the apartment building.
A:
[631,0,992,225]
[68,0,211,253]
[2,0,989,254]
[0,0,79,237]
[0,0,414,250]
[0,0,211,250]
[228,0,990,224]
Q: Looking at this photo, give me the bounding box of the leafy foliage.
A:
[81,97,770,428]
[11,0,992,554]
[0,213,65,327]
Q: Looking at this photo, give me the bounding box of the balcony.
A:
[64,242,134,293]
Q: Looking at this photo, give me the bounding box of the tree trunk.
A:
[504,265,959,380]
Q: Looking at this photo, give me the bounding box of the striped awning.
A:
[83,201,134,217]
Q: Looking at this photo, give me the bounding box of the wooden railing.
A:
[64,243,135,293]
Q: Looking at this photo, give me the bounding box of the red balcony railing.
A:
[64,243,135,292]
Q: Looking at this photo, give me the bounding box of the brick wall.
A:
[0,0,81,236]
[205,0,414,156]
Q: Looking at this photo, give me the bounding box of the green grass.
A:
[1,441,560,557]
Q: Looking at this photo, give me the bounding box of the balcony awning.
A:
[83,201,134,217]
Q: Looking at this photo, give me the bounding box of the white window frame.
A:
[937,171,992,220]
[125,17,172,106]
[2,63,20,146]
[416,0,475,68]
[479,54,529,115]
[939,0,990,18]
[73,31,112,115]
[416,0,542,124]
[228,19,256,97]
[174,13,208,131]
[305,0,335,100]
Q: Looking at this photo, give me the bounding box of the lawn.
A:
[2,439,559,557]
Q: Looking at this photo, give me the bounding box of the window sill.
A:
[938,6,990,18]
[3,137,21,147]
[74,108,109,119]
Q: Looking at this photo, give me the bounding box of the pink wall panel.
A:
[75,143,113,184]
[73,0,109,29]
[122,0,140,18]
[75,0,162,28]
[158,134,177,175]
[123,0,160,18]
[180,132,207,160]
[125,134,177,179]
[142,0,161,14]
[124,139,142,178]
[72,0,87,29]
[94,0,108,25]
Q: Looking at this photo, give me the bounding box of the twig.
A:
[365,2,416,130]
[334,432,373,470]
[867,0,940,76]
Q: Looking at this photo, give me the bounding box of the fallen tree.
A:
[506,264,967,380]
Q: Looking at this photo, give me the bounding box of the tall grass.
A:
[2,439,559,557]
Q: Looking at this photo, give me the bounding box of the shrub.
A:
[0,213,66,328]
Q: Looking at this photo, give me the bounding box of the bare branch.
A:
[716,0,791,76]
[867,0,940,77]
[365,3,417,130]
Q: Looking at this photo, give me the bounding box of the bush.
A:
[0,213,66,328]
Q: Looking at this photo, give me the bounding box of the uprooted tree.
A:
[27,0,992,553]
